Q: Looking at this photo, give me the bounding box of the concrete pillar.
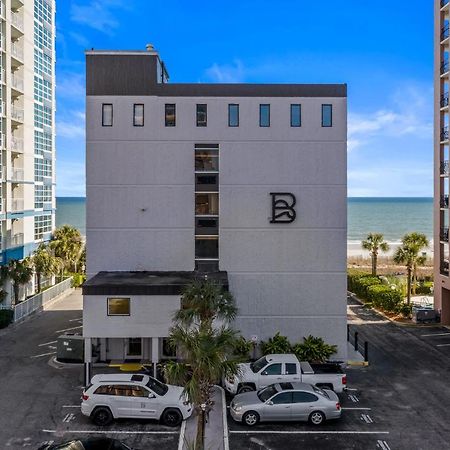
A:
[151,337,159,379]
[84,337,92,387]
[100,338,107,362]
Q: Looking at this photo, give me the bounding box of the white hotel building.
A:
[0,0,55,302]
[83,46,347,373]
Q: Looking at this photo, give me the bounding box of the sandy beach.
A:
[347,240,434,259]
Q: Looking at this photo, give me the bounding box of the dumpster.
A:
[412,307,440,324]
[57,334,84,363]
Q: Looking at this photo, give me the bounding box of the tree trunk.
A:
[412,265,417,295]
[195,408,205,450]
[406,267,412,305]
[13,282,20,306]
[37,272,41,293]
[372,252,377,276]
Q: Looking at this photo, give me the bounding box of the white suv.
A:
[81,373,192,427]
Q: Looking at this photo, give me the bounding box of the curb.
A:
[218,385,229,450]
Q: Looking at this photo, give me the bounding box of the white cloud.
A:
[56,160,85,197]
[69,31,90,48]
[57,72,85,99]
[204,60,245,83]
[57,110,85,139]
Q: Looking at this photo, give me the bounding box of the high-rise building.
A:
[435,0,450,323]
[83,46,347,375]
[0,0,56,294]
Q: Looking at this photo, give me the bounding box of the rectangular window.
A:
[290,104,301,127]
[228,104,239,127]
[195,193,219,215]
[285,363,297,375]
[322,104,332,127]
[165,103,176,127]
[196,104,207,127]
[195,237,219,259]
[259,104,270,127]
[102,104,113,127]
[107,298,130,316]
[133,104,144,126]
[195,150,219,172]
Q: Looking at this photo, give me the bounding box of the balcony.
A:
[441,160,450,175]
[440,227,449,243]
[441,60,449,75]
[442,92,449,108]
[0,68,5,84]
[442,25,450,42]
[441,195,449,208]
[442,0,450,7]
[9,198,23,212]
[11,74,24,93]
[7,232,24,248]
[11,43,24,62]
[0,134,5,149]
[11,105,24,123]
[441,126,449,142]
[10,168,24,182]
[11,11,24,34]
[0,101,5,117]
[10,136,23,153]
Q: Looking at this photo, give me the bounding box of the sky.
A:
[56,0,434,197]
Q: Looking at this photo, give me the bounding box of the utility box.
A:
[412,308,440,324]
[57,334,84,363]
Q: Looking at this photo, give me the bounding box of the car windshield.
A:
[312,385,329,398]
[146,376,169,396]
[257,385,278,402]
[251,356,268,373]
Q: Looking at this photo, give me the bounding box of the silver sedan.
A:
[230,382,342,426]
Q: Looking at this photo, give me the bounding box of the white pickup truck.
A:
[224,354,347,395]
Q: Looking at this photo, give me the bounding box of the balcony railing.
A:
[0,134,5,149]
[0,69,5,84]
[7,233,24,248]
[441,160,450,175]
[442,93,449,108]
[11,137,23,153]
[441,195,449,208]
[0,2,4,19]
[442,25,450,41]
[11,43,24,61]
[11,12,24,31]
[441,60,449,75]
[11,74,24,92]
[442,260,450,275]
[10,198,23,212]
[441,227,449,243]
[11,168,24,182]
[441,126,449,142]
[442,0,450,7]
[11,106,24,122]
[0,101,5,116]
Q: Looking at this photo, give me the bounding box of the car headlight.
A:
[232,403,242,412]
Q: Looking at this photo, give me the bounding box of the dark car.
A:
[38,437,135,450]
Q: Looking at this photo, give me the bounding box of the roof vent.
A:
[146,43,155,52]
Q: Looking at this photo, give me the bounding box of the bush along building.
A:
[83,45,348,379]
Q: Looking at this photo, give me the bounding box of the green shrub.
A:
[70,273,86,288]
[292,335,337,363]
[260,332,292,355]
[366,285,403,312]
[0,309,13,329]
[397,304,413,318]
[348,273,382,300]
[233,336,253,359]
[416,282,433,295]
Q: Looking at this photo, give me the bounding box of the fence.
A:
[13,277,73,322]
[347,325,369,363]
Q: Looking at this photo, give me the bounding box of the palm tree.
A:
[401,232,429,295]
[361,233,390,276]
[4,259,33,305]
[50,225,83,277]
[31,244,60,292]
[164,326,239,450]
[393,233,429,305]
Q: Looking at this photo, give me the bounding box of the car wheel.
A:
[309,411,325,426]
[237,385,255,394]
[91,407,113,426]
[243,411,260,426]
[162,408,183,427]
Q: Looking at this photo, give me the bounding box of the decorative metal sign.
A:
[270,192,296,224]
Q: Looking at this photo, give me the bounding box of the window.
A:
[290,104,301,127]
[111,385,134,397]
[107,298,130,316]
[322,104,332,127]
[165,103,176,126]
[196,104,207,127]
[195,193,219,215]
[195,174,218,192]
[195,237,219,259]
[271,392,293,404]
[285,363,297,375]
[262,363,282,375]
[133,104,144,126]
[259,104,270,127]
[228,104,239,127]
[102,104,113,127]
[94,385,113,395]
[195,150,219,172]
[293,392,319,403]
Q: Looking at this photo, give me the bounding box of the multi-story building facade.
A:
[0,0,56,302]
[83,46,347,376]
[435,0,450,324]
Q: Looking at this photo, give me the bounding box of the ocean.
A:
[56,197,433,243]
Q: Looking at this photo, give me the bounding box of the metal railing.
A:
[347,325,369,363]
[442,92,449,108]
[442,0,449,7]
[442,24,450,41]
[11,43,23,61]
[0,133,5,149]
[13,277,73,323]
[11,137,24,153]
[441,60,449,75]
[441,160,450,175]
[11,11,24,31]
[11,74,24,92]
[441,126,449,142]
[0,101,5,116]
[11,168,24,182]
[0,68,5,84]
[11,105,24,122]
[441,227,449,243]
[441,194,449,208]
[10,197,23,211]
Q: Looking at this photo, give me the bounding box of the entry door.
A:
[125,338,142,360]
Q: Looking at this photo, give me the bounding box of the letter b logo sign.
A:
[270,193,296,224]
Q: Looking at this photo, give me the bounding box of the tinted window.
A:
[196,104,207,127]
[94,385,112,395]
[111,385,134,397]
[107,298,130,316]
[262,363,282,375]
[133,104,144,126]
[322,104,332,127]
[257,385,278,402]
[293,392,319,403]
[251,356,268,373]
[272,392,293,404]
[259,104,270,127]
[102,104,113,127]
[146,377,169,396]
[285,363,297,375]
[290,104,301,127]
[165,104,176,126]
[228,104,239,127]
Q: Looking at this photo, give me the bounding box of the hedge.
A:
[416,282,433,295]
[366,285,403,312]
[347,273,381,299]
[0,309,13,329]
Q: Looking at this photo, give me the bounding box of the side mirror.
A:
[266,400,273,406]
[261,371,267,376]
[148,393,156,399]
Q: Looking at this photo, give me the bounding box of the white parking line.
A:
[55,325,82,333]
[31,351,56,359]
[377,440,391,450]
[342,407,371,411]
[345,388,358,391]
[38,340,57,347]
[436,343,450,347]
[177,419,186,450]
[229,431,389,435]
[62,413,76,423]
[421,332,450,337]
[360,414,373,424]
[349,394,359,403]
[62,405,81,408]
[69,318,83,322]
[43,429,179,435]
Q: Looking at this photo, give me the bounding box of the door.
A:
[285,363,301,382]
[125,338,142,360]
[291,391,320,421]
[129,386,160,419]
[263,391,293,421]
[258,363,283,388]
